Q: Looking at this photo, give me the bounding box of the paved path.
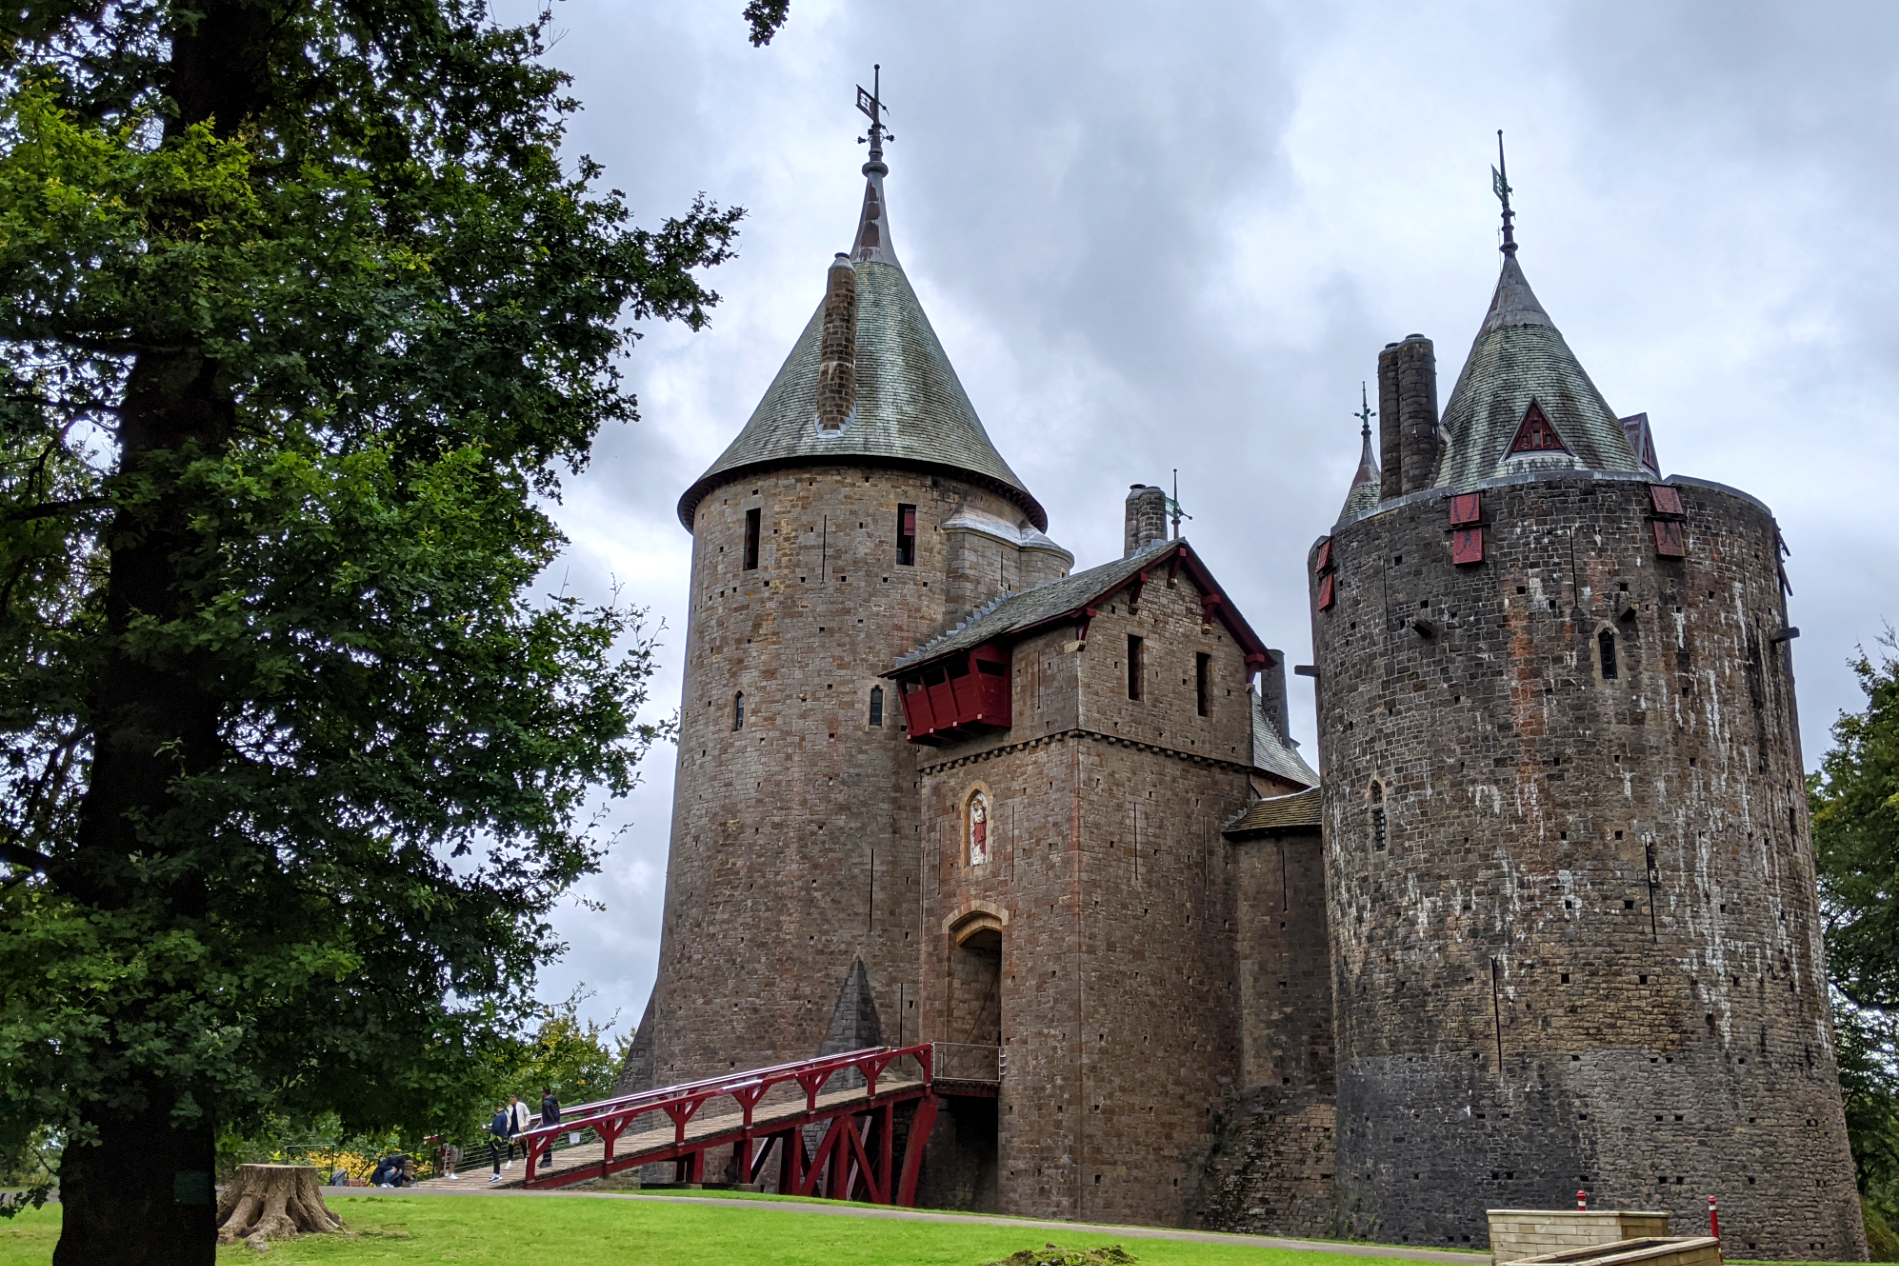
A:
[333,1188,1481,1263]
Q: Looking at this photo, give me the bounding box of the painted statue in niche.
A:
[967,790,989,866]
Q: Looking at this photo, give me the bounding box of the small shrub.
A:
[985,1245,1139,1266]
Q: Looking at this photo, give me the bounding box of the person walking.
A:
[506,1095,532,1168]
[486,1101,513,1183]
[538,1087,562,1171]
[432,1135,461,1182]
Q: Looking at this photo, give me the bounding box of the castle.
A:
[619,104,1867,1259]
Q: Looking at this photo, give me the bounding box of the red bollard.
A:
[1707,1194,1720,1241]
[1577,1190,1588,1211]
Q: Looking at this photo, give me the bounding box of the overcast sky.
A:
[508,0,1899,1036]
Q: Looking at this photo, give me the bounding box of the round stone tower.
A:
[1309,212,1865,1257]
[641,125,1066,1091]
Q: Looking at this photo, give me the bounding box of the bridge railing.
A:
[516,1043,933,1183]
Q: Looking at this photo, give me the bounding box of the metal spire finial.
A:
[856,64,894,176]
[1492,129,1517,256]
[1355,380,1376,440]
[1167,468,1192,540]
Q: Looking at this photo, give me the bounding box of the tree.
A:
[0,2,777,1261]
[1811,633,1899,1255]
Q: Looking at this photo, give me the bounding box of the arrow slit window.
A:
[896,505,916,566]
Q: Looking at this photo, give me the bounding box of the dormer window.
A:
[1508,400,1571,455]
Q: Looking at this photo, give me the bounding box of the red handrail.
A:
[518,1044,933,1183]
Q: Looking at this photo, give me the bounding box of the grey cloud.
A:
[517,0,1899,1034]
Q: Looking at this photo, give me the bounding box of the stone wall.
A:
[1196,1087,1337,1239]
[649,467,1028,1090]
[1309,472,1865,1259]
[913,572,1262,1226]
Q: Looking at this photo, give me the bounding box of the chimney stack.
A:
[1125,485,1168,556]
[1396,335,1440,493]
[1376,334,1440,497]
[1377,343,1403,501]
[816,254,857,432]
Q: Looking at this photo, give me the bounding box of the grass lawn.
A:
[0,1193,1400,1266]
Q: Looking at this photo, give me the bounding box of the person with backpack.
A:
[486,1100,513,1183]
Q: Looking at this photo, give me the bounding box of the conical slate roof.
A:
[677,167,1045,530]
[1435,253,1645,491]
[1338,420,1381,523]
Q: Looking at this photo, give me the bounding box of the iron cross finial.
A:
[856,65,894,172]
[1355,381,1376,439]
[1492,129,1518,256]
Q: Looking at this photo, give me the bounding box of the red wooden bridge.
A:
[507,1044,944,1205]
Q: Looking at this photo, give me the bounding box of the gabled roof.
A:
[1251,690,1318,788]
[889,538,1271,676]
[1435,254,1646,492]
[1223,787,1323,837]
[678,167,1044,530]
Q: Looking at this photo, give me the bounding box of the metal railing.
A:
[515,1043,933,1185]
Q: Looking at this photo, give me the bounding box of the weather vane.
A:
[1167,468,1193,540]
[856,65,894,169]
[1491,129,1517,256]
[1355,381,1375,439]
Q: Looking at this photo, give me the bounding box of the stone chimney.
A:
[1376,334,1439,496]
[1395,335,1439,493]
[1125,484,1168,556]
[1377,343,1403,501]
[816,254,857,433]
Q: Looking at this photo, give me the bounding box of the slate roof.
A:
[893,539,1176,670]
[1435,253,1646,492]
[1251,691,1319,788]
[1338,422,1382,523]
[1223,787,1323,836]
[678,169,1044,530]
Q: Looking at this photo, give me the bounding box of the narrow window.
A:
[1195,653,1211,717]
[1371,782,1387,851]
[743,508,760,570]
[896,504,916,566]
[1127,635,1144,701]
[869,685,884,728]
[1598,629,1618,680]
[732,691,745,731]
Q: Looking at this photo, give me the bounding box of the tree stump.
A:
[215,1164,346,1250]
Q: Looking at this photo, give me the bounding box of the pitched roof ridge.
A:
[891,538,1177,671]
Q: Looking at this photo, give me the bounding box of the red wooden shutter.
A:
[1652,520,1686,557]
[1317,572,1336,610]
[1452,526,1485,565]
[1649,485,1683,516]
[1314,538,1333,573]
[1449,493,1482,526]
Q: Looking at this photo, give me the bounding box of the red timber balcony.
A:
[896,643,1011,745]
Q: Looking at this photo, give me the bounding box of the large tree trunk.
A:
[53,4,274,1262]
[216,1166,345,1249]
[52,1099,217,1266]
